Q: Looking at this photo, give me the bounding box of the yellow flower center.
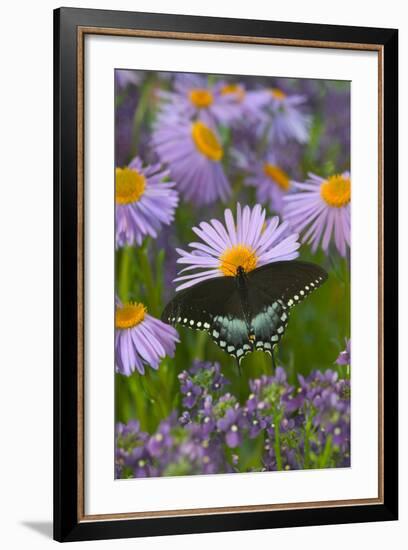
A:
[115,302,146,329]
[320,174,351,208]
[115,167,146,205]
[189,88,214,109]
[191,121,223,162]
[271,88,287,100]
[263,163,291,191]
[219,245,258,276]
[220,84,246,102]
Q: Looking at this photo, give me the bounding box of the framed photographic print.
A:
[54,7,398,542]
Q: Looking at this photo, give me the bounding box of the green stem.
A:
[145,370,169,418]
[319,434,333,468]
[194,331,208,361]
[131,375,148,428]
[118,246,133,302]
[226,176,243,211]
[273,410,283,471]
[136,245,160,316]
[304,415,312,469]
[157,358,174,412]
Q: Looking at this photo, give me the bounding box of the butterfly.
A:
[161,260,328,365]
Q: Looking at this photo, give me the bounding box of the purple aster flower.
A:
[237,150,293,213]
[217,82,271,122]
[115,299,179,375]
[174,203,300,291]
[115,156,179,248]
[283,172,351,257]
[336,339,351,365]
[152,115,231,206]
[259,87,311,144]
[157,73,241,126]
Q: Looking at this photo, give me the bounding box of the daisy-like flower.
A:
[157,73,240,126]
[115,156,179,248]
[152,116,230,206]
[115,300,179,375]
[174,203,300,291]
[217,83,271,122]
[259,87,311,144]
[237,151,293,213]
[283,172,351,257]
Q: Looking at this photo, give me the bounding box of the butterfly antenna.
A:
[236,358,242,376]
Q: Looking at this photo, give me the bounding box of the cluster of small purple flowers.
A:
[115,361,350,478]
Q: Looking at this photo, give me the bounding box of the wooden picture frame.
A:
[54,7,398,542]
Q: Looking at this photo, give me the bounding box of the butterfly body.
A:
[234,265,254,334]
[162,260,327,364]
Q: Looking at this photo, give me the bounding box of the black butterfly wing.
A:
[248,261,328,307]
[247,294,290,356]
[161,277,251,358]
[246,261,328,355]
[162,261,327,364]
